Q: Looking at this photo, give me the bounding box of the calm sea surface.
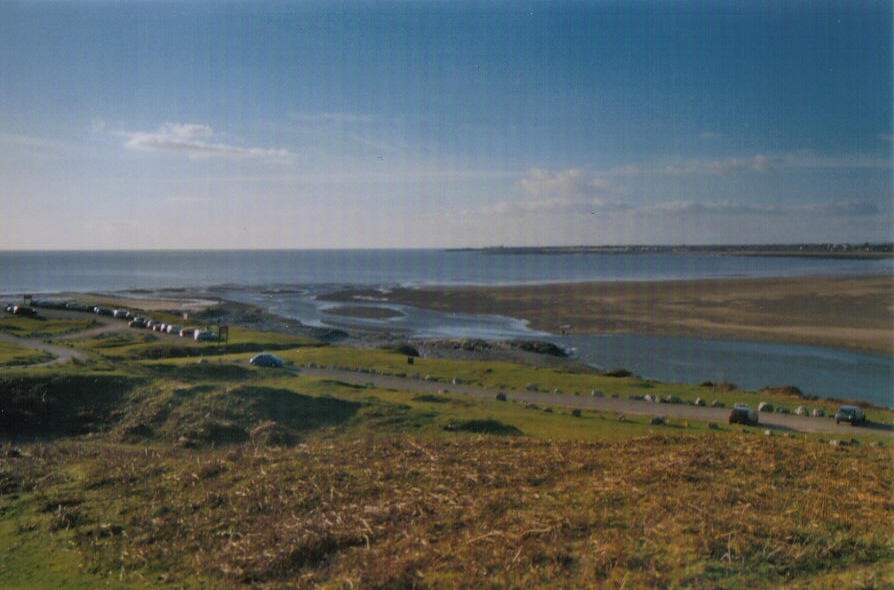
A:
[1,249,891,293]
[1,250,891,406]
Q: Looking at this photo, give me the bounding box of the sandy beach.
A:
[366,275,894,356]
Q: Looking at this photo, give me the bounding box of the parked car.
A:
[834,405,867,426]
[12,305,38,317]
[194,330,219,342]
[128,318,148,328]
[93,306,114,316]
[112,309,131,319]
[249,353,285,368]
[166,325,181,335]
[179,328,197,338]
[729,404,759,425]
[34,300,68,310]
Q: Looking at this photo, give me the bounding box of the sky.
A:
[0,1,891,249]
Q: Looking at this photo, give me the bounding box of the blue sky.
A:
[1,1,891,249]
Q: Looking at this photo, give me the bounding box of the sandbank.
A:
[373,275,894,356]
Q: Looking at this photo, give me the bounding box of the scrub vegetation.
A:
[0,310,891,588]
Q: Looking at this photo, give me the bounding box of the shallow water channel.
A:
[229,287,893,408]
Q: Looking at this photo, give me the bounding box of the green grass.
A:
[0,316,97,338]
[0,322,892,588]
[77,326,320,361]
[276,345,894,424]
[0,342,53,367]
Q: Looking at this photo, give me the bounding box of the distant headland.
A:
[450,243,894,260]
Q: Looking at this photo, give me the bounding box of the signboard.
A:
[219,325,229,344]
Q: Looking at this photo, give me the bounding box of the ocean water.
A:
[1,249,891,294]
[1,249,891,405]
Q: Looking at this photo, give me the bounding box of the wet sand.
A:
[375,275,894,356]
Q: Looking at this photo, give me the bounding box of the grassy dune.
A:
[1,308,892,588]
[0,316,97,338]
[1,435,891,588]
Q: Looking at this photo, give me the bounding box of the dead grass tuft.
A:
[1,434,890,587]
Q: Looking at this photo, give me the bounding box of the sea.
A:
[1,249,892,407]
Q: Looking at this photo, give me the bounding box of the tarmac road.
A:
[296,366,893,437]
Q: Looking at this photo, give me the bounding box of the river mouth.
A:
[215,285,893,407]
[324,305,405,320]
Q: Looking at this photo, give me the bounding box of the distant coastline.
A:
[451,243,894,260]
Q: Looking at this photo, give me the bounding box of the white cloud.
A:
[520,168,623,197]
[520,168,585,197]
[123,123,294,161]
[477,168,629,217]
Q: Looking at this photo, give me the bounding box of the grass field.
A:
[0,316,97,338]
[0,341,53,367]
[0,306,892,588]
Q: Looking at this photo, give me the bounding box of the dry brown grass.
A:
[3,434,891,588]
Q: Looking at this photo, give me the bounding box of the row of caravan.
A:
[29,299,219,342]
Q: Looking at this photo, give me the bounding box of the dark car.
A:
[12,305,38,317]
[729,404,759,425]
[249,353,285,368]
[128,318,148,329]
[834,405,867,426]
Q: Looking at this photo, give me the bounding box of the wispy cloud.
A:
[123,123,294,161]
[603,151,891,178]
[289,112,374,125]
[0,131,72,152]
[471,195,881,221]
[165,195,212,204]
[662,155,774,175]
[631,199,880,218]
